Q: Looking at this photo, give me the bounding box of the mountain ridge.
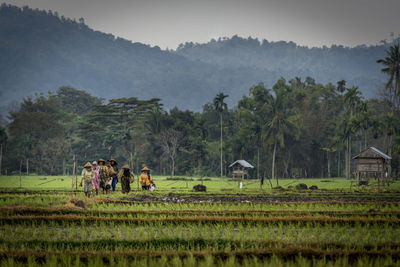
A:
[0,3,393,115]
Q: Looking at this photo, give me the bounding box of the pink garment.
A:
[92,167,100,190]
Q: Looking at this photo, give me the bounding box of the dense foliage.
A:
[2,75,399,180]
[0,3,397,115]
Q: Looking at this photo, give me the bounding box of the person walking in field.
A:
[80,162,94,198]
[139,166,153,190]
[92,161,100,195]
[98,159,109,194]
[117,164,134,194]
[109,159,119,192]
[105,160,115,194]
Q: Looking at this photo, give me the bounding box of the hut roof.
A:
[229,160,254,168]
[353,147,392,160]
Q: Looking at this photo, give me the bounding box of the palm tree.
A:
[377,44,400,109]
[342,87,362,179]
[262,89,301,186]
[213,92,228,178]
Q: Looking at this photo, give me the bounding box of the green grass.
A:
[2,175,399,192]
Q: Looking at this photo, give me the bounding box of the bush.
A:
[295,183,308,190]
[192,184,207,192]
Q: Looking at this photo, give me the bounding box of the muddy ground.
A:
[116,193,400,204]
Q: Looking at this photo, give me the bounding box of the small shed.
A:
[229,160,254,179]
[353,147,391,185]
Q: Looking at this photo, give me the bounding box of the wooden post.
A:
[74,155,78,191]
[19,160,22,188]
[72,154,76,192]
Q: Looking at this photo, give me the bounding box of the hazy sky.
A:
[2,0,400,49]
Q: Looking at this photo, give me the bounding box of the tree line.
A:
[1,45,399,182]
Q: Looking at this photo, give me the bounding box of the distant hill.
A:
[0,4,394,114]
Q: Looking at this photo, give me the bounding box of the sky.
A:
[2,0,400,49]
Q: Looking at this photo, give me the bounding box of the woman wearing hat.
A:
[92,161,100,195]
[108,159,119,192]
[139,166,153,190]
[117,164,134,193]
[98,159,109,194]
[80,162,94,198]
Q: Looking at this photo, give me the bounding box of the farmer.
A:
[109,159,119,192]
[98,159,109,194]
[117,164,134,193]
[105,160,115,194]
[80,162,94,198]
[92,161,100,195]
[139,166,153,190]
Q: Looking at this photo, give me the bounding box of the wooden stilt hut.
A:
[353,147,391,187]
[229,160,254,179]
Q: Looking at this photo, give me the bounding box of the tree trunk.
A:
[220,112,223,179]
[272,141,278,186]
[257,147,260,180]
[0,144,2,176]
[327,151,331,178]
[63,158,66,176]
[349,136,352,179]
[26,158,29,175]
[388,134,393,177]
[19,160,22,188]
[171,156,175,177]
[364,129,367,150]
[338,150,341,178]
[345,137,349,179]
[283,151,291,178]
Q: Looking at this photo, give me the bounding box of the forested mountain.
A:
[0,3,395,115]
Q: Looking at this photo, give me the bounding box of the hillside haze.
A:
[0,4,392,114]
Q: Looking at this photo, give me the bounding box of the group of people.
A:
[80,158,154,197]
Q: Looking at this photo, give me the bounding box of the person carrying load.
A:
[117,164,134,194]
[139,166,153,190]
[80,162,94,198]
[92,161,101,195]
[98,159,109,194]
[109,159,119,192]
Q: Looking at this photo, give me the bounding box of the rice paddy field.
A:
[0,175,400,266]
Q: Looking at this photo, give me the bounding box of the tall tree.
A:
[262,85,301,186]
[377,44,400,110]
[342,87,362,179]
[213,92,228,178]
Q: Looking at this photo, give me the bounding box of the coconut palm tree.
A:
[377,44,400,109]
[262,88,301,186]
[213,92,228,178]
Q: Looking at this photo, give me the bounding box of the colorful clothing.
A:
[111,164,119,191]
[92,167,100,190]
[117,170,134,193]
[84,180,92,193]
[81,168,94,182]
[139,173,153,186]
[99,165,109,190]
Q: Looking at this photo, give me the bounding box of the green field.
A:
[0,175,399,266]
[3,174,399,191]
